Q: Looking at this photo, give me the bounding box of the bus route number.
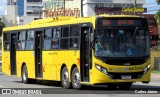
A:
[118,20,134,25]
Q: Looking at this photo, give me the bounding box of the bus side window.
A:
[44,28,52,39]
[60,27,69,49]
[52,28,60,49]
[4,42,9,50]
[17,41,22,50]
[25,31,34,50]
[17,31,26,50]
[70,38,78,48]
[70,25,79,49]
[4,33,10,50]
[43,28,52,50]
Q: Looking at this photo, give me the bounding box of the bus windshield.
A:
[94,28,150,58]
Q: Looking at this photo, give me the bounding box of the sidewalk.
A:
[151,73,160,79]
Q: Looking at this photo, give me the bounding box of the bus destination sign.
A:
[97,19,143,27]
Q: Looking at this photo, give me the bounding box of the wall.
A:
[83,0,146,17]
[151,50,160,70]
[17,16,35,26]
[42,0,81,17]
[17,0,24,16]
[3,5,17,27]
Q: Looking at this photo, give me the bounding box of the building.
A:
[3,0,18,27]
[17,0,43,26]
[2,0,43,26]
[42,0,146,18]
[143,1,160,47]
[17,0,24,16]
[83,0,146,16]
[138,14,159,46]
[42,0,81,18]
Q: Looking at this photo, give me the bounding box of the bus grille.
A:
[108,72,144,79]
[106,59,146,65]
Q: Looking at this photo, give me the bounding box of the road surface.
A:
[0,72,160,97]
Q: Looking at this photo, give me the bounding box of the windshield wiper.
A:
[130,27,138,43]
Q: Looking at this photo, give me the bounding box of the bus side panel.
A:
[2,51,11,76]
[42,51,52,80]
[55,51,80,81]
[54,51,66,81]
[51,51,61,81]
[16,51,35,78]
[26,51,35,79]
[16,51,22,77]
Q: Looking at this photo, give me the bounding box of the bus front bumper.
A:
[90,65,151,84]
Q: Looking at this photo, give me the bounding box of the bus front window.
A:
[94,28,150,58]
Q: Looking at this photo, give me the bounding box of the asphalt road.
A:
[0,72,160,97]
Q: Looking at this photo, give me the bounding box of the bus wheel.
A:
[72,67,81,89]
[61,67,71,89]
[22,65,30,84]
[107,83,118,90]
[118,83,132,90]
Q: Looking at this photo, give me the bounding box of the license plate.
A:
[121,75,131,79]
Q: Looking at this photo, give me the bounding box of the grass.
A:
[0,67,2,72]
[152,70,160,74]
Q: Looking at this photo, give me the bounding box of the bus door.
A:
[35,31,43,78]
[80,27,92,82]
[10,33,17,75]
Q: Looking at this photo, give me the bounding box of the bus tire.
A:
[61,67,71,89]
[71,67,81,89]
[118,83,132,90]
[22,65,30,84]
[107,83,118,90]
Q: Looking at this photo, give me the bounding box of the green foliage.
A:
[154,10,160,25]
[152,70,160,73]
[0,18,5,27]
[157,0,160,5]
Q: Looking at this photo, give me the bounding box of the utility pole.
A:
[63,0,65,16]
[134,0,136,15]
[81,0,83,17]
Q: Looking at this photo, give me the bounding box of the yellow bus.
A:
[2,15,151,89]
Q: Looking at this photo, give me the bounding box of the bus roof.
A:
[3,14,141,32]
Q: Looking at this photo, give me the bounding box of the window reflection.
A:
[26,41,34,50]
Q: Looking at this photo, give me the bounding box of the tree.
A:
[0,18,5,27]
[156,0,160,25]
[154,10,160,25]
[156,0,160,24]
[156,0,160,5]
[0,18,5,36]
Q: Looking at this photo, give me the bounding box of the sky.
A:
[0,0,158,15]
[0,0,7,15]
[146,0,155,3]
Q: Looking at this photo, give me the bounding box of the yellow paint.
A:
[2,51,10,76]
[42,51,52,80]
[16,51,35,78]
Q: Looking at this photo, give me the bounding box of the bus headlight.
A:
[95,64,108,75]
[144,64,150,74]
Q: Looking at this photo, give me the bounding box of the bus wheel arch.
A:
[61,64,71,89]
